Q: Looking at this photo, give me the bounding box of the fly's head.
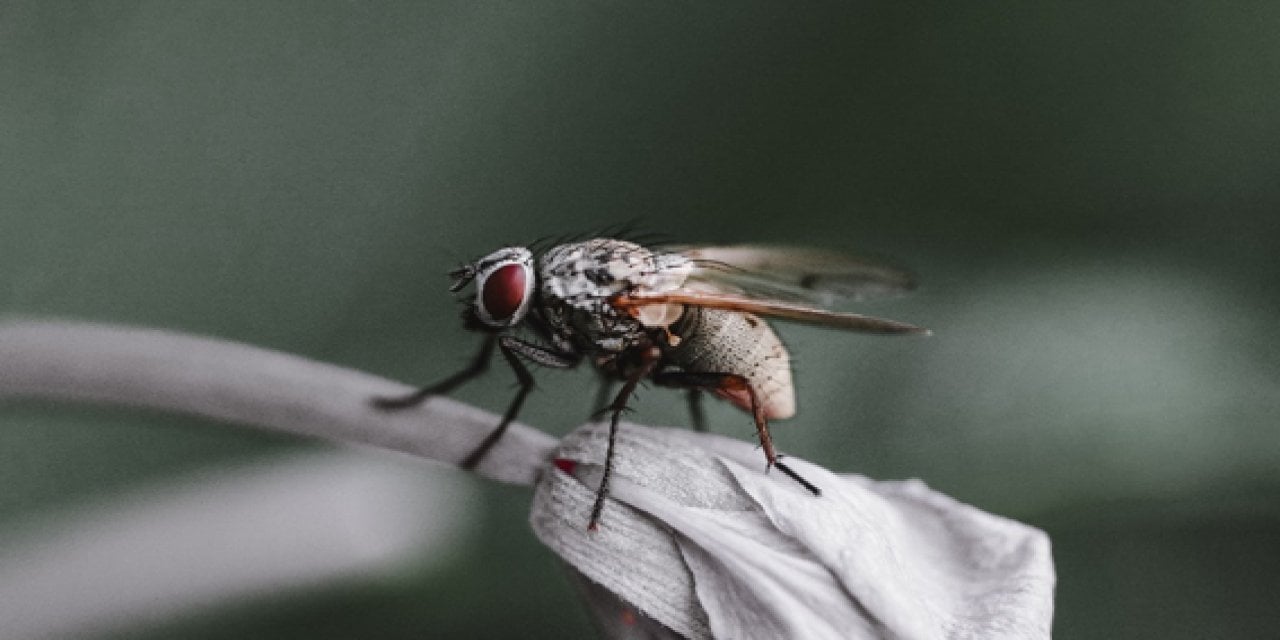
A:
[450,246,536,330]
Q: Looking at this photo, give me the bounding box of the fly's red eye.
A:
[481,263,527,323]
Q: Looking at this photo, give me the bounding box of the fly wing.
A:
[672,244,917,307]
[614,290,929,335]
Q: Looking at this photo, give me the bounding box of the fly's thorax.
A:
[668,306,796,419]
[537,239,693,353]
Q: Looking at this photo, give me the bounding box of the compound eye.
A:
[479,263,529,325]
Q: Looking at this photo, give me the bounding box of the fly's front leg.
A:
[589,345,662,531]
[371,335,497,409]
[653,371,821,497]
[460,336,579,469]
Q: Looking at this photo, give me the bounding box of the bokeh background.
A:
[2,2,1279,637]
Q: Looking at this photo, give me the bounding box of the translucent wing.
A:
[671,244,917,307]
[614,290,929,335]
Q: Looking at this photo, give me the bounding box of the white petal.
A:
[531,422,1055,640]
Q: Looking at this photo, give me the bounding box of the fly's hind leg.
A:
[686,389,706,432]
[652,371,778,462]
[653,371,821,496]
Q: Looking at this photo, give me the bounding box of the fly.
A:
[373,238,929,529]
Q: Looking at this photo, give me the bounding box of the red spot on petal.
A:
[553,458,576,475]
[620,609,637,626]
[481,264,526,322]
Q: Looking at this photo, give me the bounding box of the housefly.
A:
[374,238,928,529]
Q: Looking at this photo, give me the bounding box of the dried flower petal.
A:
[531,422,1055,640]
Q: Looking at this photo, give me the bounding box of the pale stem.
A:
[0,321,556,486]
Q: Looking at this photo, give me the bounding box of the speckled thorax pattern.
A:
[536,239,692,356]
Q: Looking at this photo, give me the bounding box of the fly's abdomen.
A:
[671,308,796,419]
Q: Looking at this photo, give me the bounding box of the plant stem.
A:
[0,321,556,486]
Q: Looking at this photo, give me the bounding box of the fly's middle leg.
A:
[591,377,616,423]
[590,345,662,531]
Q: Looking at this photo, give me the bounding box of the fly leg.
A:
[372,334,578,470]
[653,371,780,465]
[686,390,706,432]
[591,377,615,423]
[653,371,821,496]
[371,335,497,409]
[590,345,662,531]
[459,336,579,469]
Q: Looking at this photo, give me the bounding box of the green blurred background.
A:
[2,2,1278,637]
